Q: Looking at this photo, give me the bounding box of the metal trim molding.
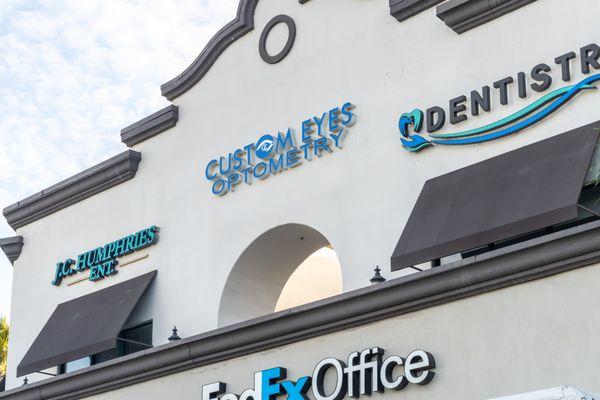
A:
[0,236,23,265]
[3,150,142,230]
[436,0,538,34]
[4,219,600,399]
[389,0,444,22]
[121,105,179,147]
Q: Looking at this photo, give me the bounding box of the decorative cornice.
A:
[3,151,142,230]
[121,105,179,147]
[3,219,600,399]
[436,0,538,34]
[389,0,444,22]
[160,0,259,100]
[0,236,23,265]
[160,0,312,101]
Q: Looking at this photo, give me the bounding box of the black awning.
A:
[17,271,156,377]
[391,122,600,271]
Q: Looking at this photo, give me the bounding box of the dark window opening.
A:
[59,321,152,375]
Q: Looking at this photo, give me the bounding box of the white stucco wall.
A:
[5,0,600,390]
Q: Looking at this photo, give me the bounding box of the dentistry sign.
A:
[202,348,435,400]
[399,43,600,151]
[204,102,355,196]
[52,226,159,286]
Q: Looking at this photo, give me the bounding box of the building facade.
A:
[1,0,600,399]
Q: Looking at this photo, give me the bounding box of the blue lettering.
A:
[269,155,285,174]
[52,263,63,286]
[254,162,270,180]
[281,377,312,400]
[146,227,157,245]
[328,107,341,133]
[219,154,234,176]
[227,173,241,191]
[313,137,332,157]
[301,119,314,142]
[76,253,87,271]
[233,149,246,171]
[243,143,255,165]
[285,148,302,168]
[212,179,229,196]
[330,129,347,149]
[313,113,327,136]
[242,167,253,184]
[300,141,313,160]
[341,102,356,126]
[105,260,118,277]
[205,159,219,181]
[276,128,297,153]
[260,368,286,400]
[89,265,102,281]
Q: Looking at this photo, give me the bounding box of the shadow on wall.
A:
[218,224,342,327]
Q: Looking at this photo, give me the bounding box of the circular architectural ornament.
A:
[259,15,296,64]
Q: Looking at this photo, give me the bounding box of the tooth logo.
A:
[255,134,275,160]
[399,109,432,152]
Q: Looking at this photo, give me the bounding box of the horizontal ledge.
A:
[0,236,23,265]
[3,219,600,399]
[121,105,179,147]
[3,150,142,230]
[389,0,444,22]
[436,0,538,34]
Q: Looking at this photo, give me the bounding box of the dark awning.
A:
[391,121,600,271]
[17,271,156,377]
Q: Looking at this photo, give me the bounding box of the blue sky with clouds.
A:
[0,0,239,319]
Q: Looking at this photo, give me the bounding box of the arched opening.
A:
[218,224,342,327]
[275,247,342,312]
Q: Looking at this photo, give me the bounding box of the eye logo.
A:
[255,134,275,159]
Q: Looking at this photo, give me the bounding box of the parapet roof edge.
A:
[159,0,542,99]
[120,105,179,147]
[3,218,600,399]
[0,236,23,265]
[3,150,142,231]
[389,0,444,22]
[437,0,538,34]
[160,0,259,101]
[160,0,413,101]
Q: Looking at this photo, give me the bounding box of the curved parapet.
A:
[160,0,259,101]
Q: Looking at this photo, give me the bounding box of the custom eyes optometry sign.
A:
[204,103,356,196]
[202,348,435,400]
[399,43,600,151]
[51,226,159,286]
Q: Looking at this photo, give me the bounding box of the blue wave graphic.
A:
[431,73,600,146]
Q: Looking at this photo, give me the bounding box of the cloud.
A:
[0,0,239,318]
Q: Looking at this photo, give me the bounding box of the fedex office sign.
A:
[202,348,435,400]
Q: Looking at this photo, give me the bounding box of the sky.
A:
[0,0,239,320]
